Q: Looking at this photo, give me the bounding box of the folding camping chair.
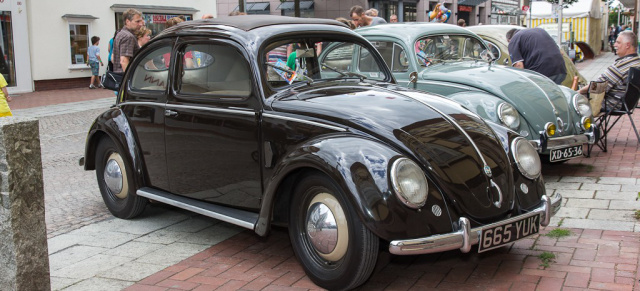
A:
[587,66,640,156]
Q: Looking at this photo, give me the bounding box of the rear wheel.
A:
[95,137,147,219]
[289,173,378,290]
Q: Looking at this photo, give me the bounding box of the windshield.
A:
[264,37,389,88]
[414,35,488,67]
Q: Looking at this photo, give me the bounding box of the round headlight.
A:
[511,137,541,179]
[390,158,428,209]
[572,94,592,117]
[498,103,521,130]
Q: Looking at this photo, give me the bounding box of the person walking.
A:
[113,8,144,73]
[87,36,103,89]
[506,28,567,84]
[578,31,640,111]
[350,6,386,27]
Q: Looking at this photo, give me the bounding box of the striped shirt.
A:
[595,53,640,110]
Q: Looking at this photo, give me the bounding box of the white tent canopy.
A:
[528,0,602,19]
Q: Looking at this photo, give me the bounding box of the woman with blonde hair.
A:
[135,27,152,48]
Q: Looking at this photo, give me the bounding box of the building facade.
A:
[14,0,216,93]
[218,1,491,27]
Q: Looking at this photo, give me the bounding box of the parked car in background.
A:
[466,24,587,89]
[355,23,595,162]
[81,16,561,290]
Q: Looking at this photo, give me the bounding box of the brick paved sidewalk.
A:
[10,87,113,110]
[127,226,639,291]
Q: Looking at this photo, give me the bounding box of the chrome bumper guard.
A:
[389,194,562,255]
[530,131,595,153]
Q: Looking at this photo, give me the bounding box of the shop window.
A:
[69,23,90,66]
[403,3,417,22]
[0,11,16,87]
[115,13,193,39]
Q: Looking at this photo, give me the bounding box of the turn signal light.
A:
[582,117,592,131]
[545,122,556,137]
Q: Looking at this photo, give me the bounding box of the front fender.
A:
[83,108,145,187]
[447,91,532,133]
[257,135,456,242]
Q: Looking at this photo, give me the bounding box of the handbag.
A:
[101,70,124,91]
[587,81,606,114]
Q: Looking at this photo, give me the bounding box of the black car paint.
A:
[84,18,546,243]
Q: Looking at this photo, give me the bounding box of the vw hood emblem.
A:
[483,165,492,177]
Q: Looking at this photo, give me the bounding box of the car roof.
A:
[160,15,346,34]
[357,22,477,40]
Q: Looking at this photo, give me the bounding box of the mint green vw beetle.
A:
[353,23,595,162]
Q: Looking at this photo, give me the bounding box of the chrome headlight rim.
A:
[511,137,542,180]
[497,102,521,130]
[572,93,592,117]
[390,157,428,209]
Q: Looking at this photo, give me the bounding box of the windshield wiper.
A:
[321,63,368,82]
[265,62,314,84]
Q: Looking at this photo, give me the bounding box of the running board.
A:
[136,187,258,230]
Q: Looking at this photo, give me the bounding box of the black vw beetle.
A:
[82,16,561,290]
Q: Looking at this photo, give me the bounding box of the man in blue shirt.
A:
[506,28,567,84]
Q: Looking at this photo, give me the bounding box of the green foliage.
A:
[634,210,640,220]
[539,251,556,268]
[545,228,572,238]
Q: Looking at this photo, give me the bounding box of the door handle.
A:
[165,109,178,117]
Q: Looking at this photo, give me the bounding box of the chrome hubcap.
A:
[104,152,127,199]
[306,193,348,261]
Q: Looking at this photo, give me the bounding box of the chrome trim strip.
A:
[509,69,558,115]
[263,113,347,132]
[490,180,503,208]
[117,101,164,107]
[136,189,256,229]
[389,194,559,255]
[416,80,476,91]
[165,104,256,116]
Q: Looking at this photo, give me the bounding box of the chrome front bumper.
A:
[530,127,596,153]
[388,194,562,255]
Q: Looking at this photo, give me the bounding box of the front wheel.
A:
[289,173,378,290]
[95,136,147,219]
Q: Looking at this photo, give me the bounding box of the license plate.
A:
[478,214,540,253]
[549,145,583,162]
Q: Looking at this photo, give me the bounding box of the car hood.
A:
[420,62,573,135]
[270,82,515,221]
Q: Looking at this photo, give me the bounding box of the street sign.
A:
[522,5,529,12]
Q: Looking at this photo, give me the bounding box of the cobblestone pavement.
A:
[33,102,114,238]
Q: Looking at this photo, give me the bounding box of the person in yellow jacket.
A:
[0,74,12,117]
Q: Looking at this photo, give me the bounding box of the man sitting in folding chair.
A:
[578,31,640,156]
[578,31,640,155]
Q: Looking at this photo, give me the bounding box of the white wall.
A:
[28,0,216,81]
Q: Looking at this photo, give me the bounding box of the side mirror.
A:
[407,71,418,88]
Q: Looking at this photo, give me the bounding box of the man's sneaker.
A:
[89,84,96,89]
[98,83,104,88]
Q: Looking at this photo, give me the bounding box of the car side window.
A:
[370,42,409,72]
[178,44,251,98]
[130,45,171,91]
[485,41,502,62]
[321,43,354,71]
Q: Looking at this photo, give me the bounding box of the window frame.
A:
[173,39,254,102]
[67,20,92,69]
